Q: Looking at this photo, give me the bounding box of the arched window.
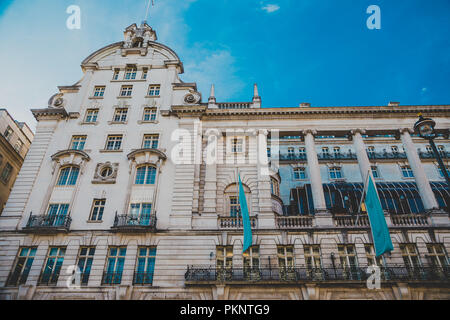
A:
[224,183,251,217]
[135,165,156,185]
[57,166,80,186]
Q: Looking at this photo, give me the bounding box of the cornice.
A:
[127,148,167,161]
[31,108,68,121]
[51,149,90,162]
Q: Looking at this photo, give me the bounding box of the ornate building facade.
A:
[0,23,449,300]
[0,109,33,214]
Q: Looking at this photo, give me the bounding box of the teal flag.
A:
[365,174,394,257]
[239,174,252,253]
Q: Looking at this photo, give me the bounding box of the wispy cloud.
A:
[261,4,280,13]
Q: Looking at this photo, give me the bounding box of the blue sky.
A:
[0,0,449,129]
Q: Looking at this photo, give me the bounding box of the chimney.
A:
[299,103,311,108]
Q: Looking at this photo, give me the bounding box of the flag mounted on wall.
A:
[364,173,394,257]
[238,173,253,253]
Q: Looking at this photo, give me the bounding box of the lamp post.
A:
[414,114,450,187]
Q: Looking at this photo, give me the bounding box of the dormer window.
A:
[124,66,137,80]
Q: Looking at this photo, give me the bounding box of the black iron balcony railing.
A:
[112,214,157,233]
[38,271,61,286]
[367,151,407,160]
[185,265,450,283]
[418,151,450,160]
[102,272,124,285]
[23,214,72,233]
[133,272,154,285]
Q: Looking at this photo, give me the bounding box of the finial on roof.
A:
[252,83,261,108]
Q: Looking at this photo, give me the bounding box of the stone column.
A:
[400,128,439,210]
[351,129,372,182]
[303,130,327,212]
[303,130,332,227]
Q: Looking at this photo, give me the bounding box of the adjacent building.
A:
[0,22,448,300]
[0,109,33,214]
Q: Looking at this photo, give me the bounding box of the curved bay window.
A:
[135,165,156,185]
[56,166,80,186]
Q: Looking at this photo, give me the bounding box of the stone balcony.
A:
[275,215,314,229]
[218,216,258,230]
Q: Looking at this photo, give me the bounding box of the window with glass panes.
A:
[391,146,399,154]
[287,147,294,157]
[329,167,343,179]
[267,147,271,158]
[364,245,383,266]
[57,166,80,186]
[277,246,294,269]
[367,146,375,157]
[70,136,86,150]
[426,145,433,154]
[7,247,37,286]
[14,140,23,153]
[124,66,137,80]
[231,138,243,153]
[293,167,306,180]
[338,245,358,269]
[90,199,106,221]
[400,244,422,269]
[401,166,414,178]
[135,166,156,185]
[76,247,95,285]
[113,108,128,122]
[299,147,306,157]
[85,109,99,123]
[4,126,13,140]
[270,178,279,196]
[148,85,160,96]
[103,247,127,285]
[216,246,233,269]
[105,135,123,150]
[120,85,133,96]
[438,166,450,178]
[333,147,341,155]
[143,108,157,121]
[229,196,241,217]
[0,163,13,183]
[371,166,380,178]
[142,68,148,80]
[93,86,105,97]
[46,204,69,226]
[39,247,66,286]
[304,245,322,269]
[142,134,159,149]
[113,69,120,80]
[134,247,157,285]
[129,203,152,225]
[243,246,259,269]
[437,145,446,156]
[426,244,448,268]
[322,147,329,155]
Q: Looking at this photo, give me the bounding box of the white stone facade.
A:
[0,23,449,300]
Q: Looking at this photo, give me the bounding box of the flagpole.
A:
[355,169,371,226]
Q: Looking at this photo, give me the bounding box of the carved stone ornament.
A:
[184,91,201,105]
[92,162,119,184]
[48,93,65,109]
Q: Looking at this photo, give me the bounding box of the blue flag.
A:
[365,174,394,257]
[239,174,253,253]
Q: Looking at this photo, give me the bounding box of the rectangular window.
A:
[76,247,96,286]
[135,166,156,185]
[142,68,148,80]
[304,245,321,270]
[129,203,153,225]
[113,69,120,80]
[39,247,66,286]
[134,247,157,285]
[90,199,106,221]
[143,108,157,122]
[7,247,37,287]
[229,196,240,218]
[367,146,375,157]
[1,163,13,183]
[364,244,383,267]
[329,167,343,179]
[113,108,128,122]
[142,134,159,149]
[4,126,13,140]
[426,145,433,154]
[216,246,233,269]
[338,244,360,279]
[70,136,87,150]
[148,85,160,97]
[294,168,306,180]
[103,247,127,285]
[124,66,137,80]
[56,167,79,186]
[271,178,279,196]
[287,147,294,158]
[105,135,123,151]
[400,244,422,269]
[391,146,399,154]
[120,85,133,97]
[267,147,271,159]
[14,140,23,153]
[277,246,295,269]
[371,166,380,178]
[46,204,69,226]
[438,167,450,178]
[426,244,449,268]
[322,147,329,154]
[333,147,341,155]
[85,109,99,123]
[93,86,105,97]
[243,246,260,269]
[231,138,243,153]
[401,166,414,178]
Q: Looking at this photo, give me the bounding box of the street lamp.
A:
[414,114,450,187]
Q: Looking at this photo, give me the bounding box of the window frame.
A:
[89,199,106,221]
[119,85,133,97]
[76,247,96,286]
[93,86,105,97]
[105,135,123,151]
[70,135,87,151]
[142,134,159,149]
[39,247,66,286]
[148,85,161,97]
[7,247,37,287]
[134,247,157,285]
